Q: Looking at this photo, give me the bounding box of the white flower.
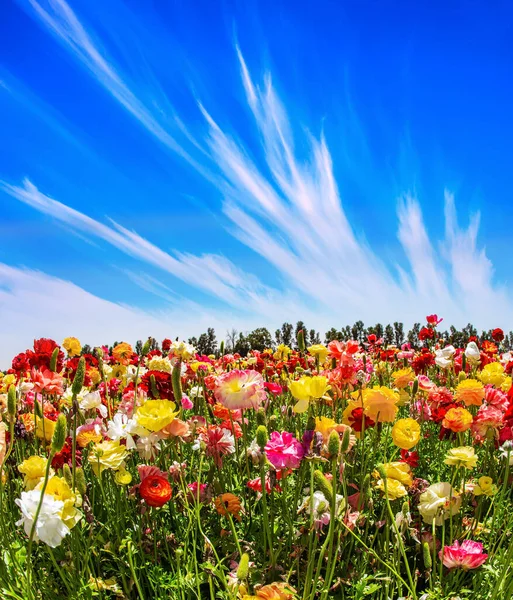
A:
[189,386,204,399]
[169,340,196,361]
[465,342,481,364]
[62,386,87,406]
[499,441,513,465]
[136,433,161,460]
[106,413,140,449]
[79,391,107,418]
[435,345,455,369]
[299,491,344,530]
[418,482,461,525]
[15,490,70,548]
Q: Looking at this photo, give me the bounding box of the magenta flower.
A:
[265,431,304,470]
[439,540,488,570]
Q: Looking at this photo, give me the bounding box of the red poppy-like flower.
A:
[426,314,443,326]
[139,475,172,507]
[491,328,505,342]
[400,450,419,468]
[141,370,173,400]
[162,338,172,353]
[348,407,375,433]
[419,327,435,341]
[12,352,31,374]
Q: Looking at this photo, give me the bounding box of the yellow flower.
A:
[289,376,330,413]
[88,367,102,385]
[444,446,478,470]
[455,379,485,407]
[391,368,415,390]
[473,476,497,497]
[35,417,56,443]
[375,477,408,500]
[363,386,399,423]
[190,361,212,373]
[308,344,328,364]
[442,407,473,432]
[502,376,512,393]
[241,582,297,600]
[147,356,172,373]
[114,466,132,485]
[135,400,177,432]
[89,441,128,475]
[274,344,292,361]
[479,363,505,388]
[381,462,413,486]
[19,455,52,490]
[43,476,82,528]
[62,337,81,357]
[391,418,421,450]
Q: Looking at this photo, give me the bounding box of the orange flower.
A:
[159,418,190,438]
[19,413,35,433]
[139,475,172,507]
[112,342,133,365]
[213,403,240,421]
[215,493,243,521]
[455,379,485,407]
[242,582,297,600]
[442,407,473,432]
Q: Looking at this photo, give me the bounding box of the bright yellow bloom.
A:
[502,376,512,393]
[147,356,172,373]
[375,477,408,500]
[274,345,292,361]
[190,361,212,373]
[315,417,336,440]
[241,582,297,600]
[391,367,415,390]
[418,482,461,525]
[308,344,328,364]
[135,400,177,432]
[363,386,399,423]
[289,376,330,413]
[473,476,497,497]
[62,337,81,357]
[442,407,473,432]
[391,418,421,450]
[88,367,102,385]
[114,466,132,485]
[444,446,478,470]
[479,363,505,388]
[19,455,52,490]
[43,476,82,528]
[89,441,128,475]
[455,379,485,407]
[382,462,413,486]
[35,417,56,443]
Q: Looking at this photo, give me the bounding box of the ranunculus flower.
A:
[391,368,415,389]
[308,344,329,364]
[492,328,504,342]
[214,370,266,410]
[135,400,177,432]
[374,477,408,500]
[442,407,473,432]
[418,482,461,525]
[289,376,330,413]
[15,489,70,548]
[473,476,497,497]
[444,446,478,470]
[434,345,456,369]
[18,455,53,490]
[215,493,243,521]
[465,342,481,365]
[89,440,128,475]
[439,540,488,570]
[479,363,506,388]
[362,386,399,423]
[455,379,485,407]
[139,475,172,507]
[265,431,304,469]
[391,418,421,450]
[62,337,81,357]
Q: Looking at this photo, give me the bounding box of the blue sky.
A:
[1,0,512,364]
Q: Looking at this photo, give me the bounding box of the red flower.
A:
[367,334,377,344]
[491,328,505,342]
[400,450,419,468]
[141,370,173,400]
[51,438,82,470]
[419,327,435,341]
[28,338,65,371]
[139,475,172,507]
[426,314,443,326]
[264,382,283,396]
[162,338,172,352]
[12,353,30,374]
[348,407,375,433]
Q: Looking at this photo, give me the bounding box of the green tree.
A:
[246,328,274,351]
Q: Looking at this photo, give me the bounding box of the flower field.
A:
[1,318,513,600]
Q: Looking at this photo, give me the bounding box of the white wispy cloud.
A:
[5,0,512,335]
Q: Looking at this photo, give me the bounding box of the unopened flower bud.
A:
[256,425,268,450]
[72,357,86,396]
[328,430,340,459]
[7,385,16,420]
[50,347,60,372]
[63,464,72,487]
[51,414,67,454]
[220,340,225,356]
[461,353,467,372]
[375,463,387,480]
[172,362,183,403]
[236,553,250,580]
[314,469,333,504]
[150,374,159,398]
[141,338,152,356]
[402,501,410,517]
[423,542,432,570]
[297,330,306,352]
[75,467,87,496]
[34,400,43,418]
[411,378,419,397]
[362,473,371,499]
[340,428,351,453]
[331,357,337,369]
[458,370,467,382]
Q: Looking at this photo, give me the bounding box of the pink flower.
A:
[472,405,504,440]
[484,385,508,411]
[199,426,235,468]
[214,370,266,410]
[138,464,167,482]
[417,374,436,392]
[181,395,193,410]
[264,431,304,470]
[31,368,64,395]
[264,382,283,396]
[439,540,488,570]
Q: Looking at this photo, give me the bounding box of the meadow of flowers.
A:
[1,316,513,600]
